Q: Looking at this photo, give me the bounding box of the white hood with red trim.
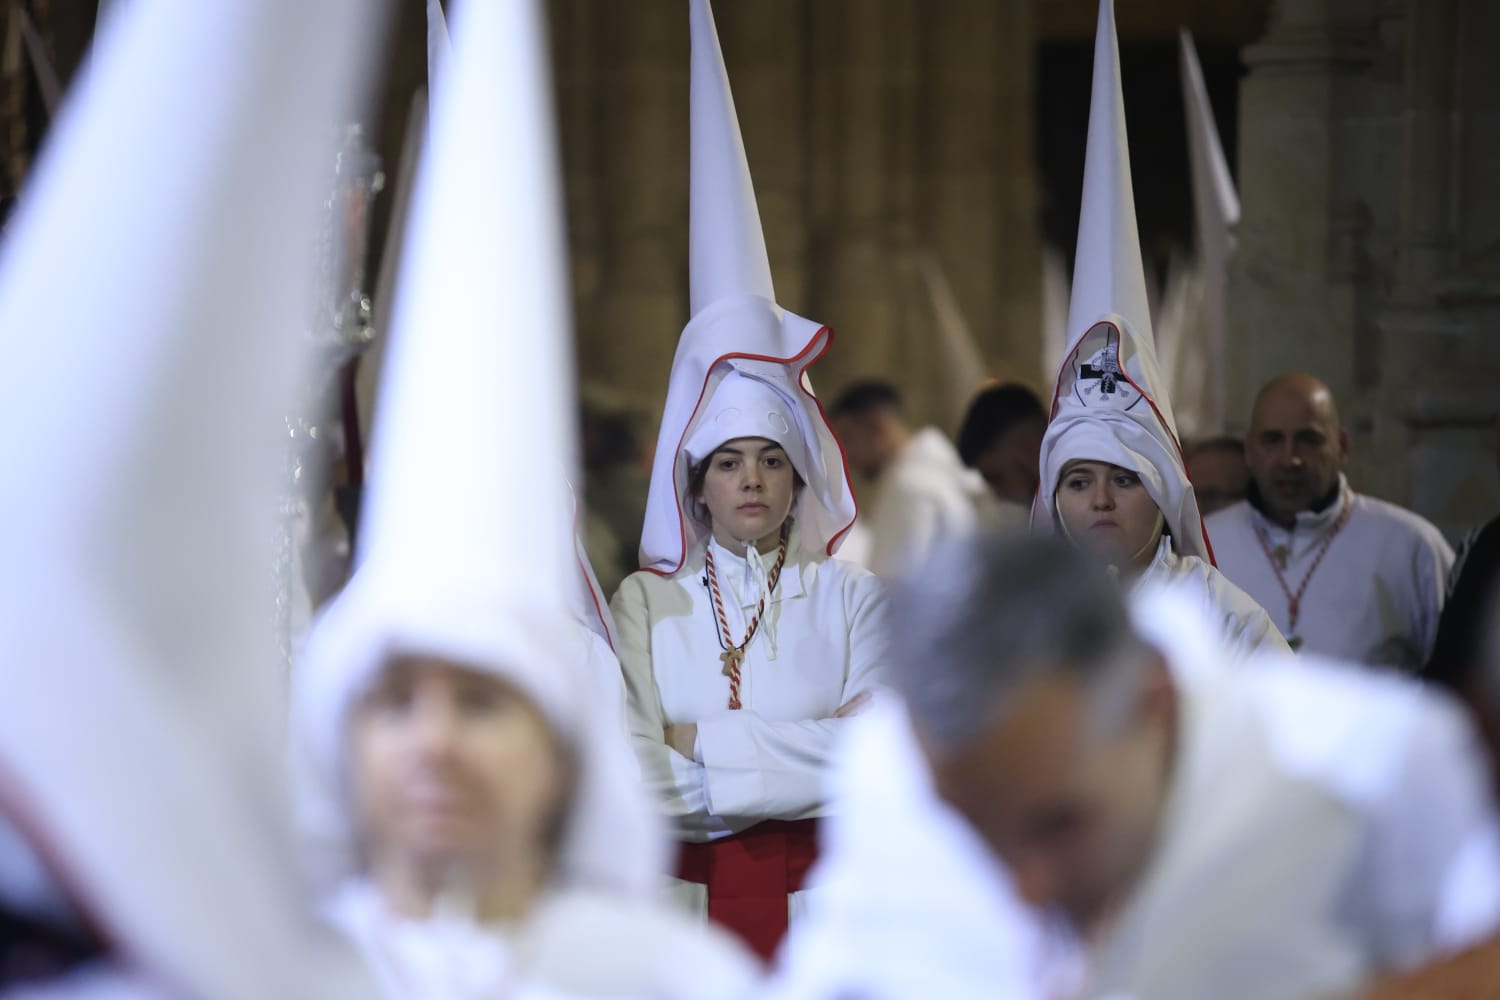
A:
[1030,0,1211,565]
[638,0,855,575]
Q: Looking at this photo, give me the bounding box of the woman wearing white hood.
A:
[1029,7,1287,661]
[290,2,757,997]
[609,0,887,964]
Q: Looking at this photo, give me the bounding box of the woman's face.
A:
[696,436,798,548]
[350,656,571,883]
[1054,460,1162,567]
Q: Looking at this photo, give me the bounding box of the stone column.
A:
[551,0,604,345]
[589,0,688,409]
[920,0,1042,418]
[1226,0,1391,435]
[805,0,898,396]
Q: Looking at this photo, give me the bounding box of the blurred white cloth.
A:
[769,695,1083,1000]
[866,427,991,578]
[328,881,758,1000]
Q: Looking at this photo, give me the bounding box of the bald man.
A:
[1204,373,1454,669]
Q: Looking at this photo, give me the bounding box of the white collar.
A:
[1249,474,1353,534]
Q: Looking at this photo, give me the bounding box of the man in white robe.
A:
[776,528,1500,1000]
[1206,372,1454,667]
[831,380,1002,577]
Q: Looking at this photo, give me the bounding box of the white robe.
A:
[1085,651,1500,998]
[1137,535,1291,661]
[610,524,888,916]
[768,696,1081,1000]
[1205,475,1455,669]
[774,594,1500,1000]
[326,880,760,1000]
[866,427,991,578]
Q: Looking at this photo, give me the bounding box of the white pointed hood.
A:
[1031,0,1212,565]
[293,0,665,900]
[640,0,856,574]
[914,251,992,428]
[427,0,451,94]
[0,0,382,995]
[1179,28,1239,432]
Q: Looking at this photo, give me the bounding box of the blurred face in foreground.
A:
[924,655,1179,936]
[350,655,571,916]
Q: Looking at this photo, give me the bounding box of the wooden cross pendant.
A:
[1273,545,1290,570]
[720,648,744,677]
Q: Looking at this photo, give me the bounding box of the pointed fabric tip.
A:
[688,0,775,315]
[1067,0,1152,351]
[1178,28,1239,434]
[358,0,576,613]
[1179,29,1240,236]
[427,0,451,95]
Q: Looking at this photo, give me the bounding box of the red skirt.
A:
[674,819,820,961]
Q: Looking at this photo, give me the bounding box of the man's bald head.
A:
[1245,373,1349,527]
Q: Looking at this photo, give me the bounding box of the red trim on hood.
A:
[0,759,121,964]
[1047,319,1216,567]
[643,323,858,577]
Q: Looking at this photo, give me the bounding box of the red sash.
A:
[674,819,820,961]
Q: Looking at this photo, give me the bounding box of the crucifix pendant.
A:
[720,648,744,677]
[1273,545,1290,570]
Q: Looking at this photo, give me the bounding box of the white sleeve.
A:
[1435,819,1500,950]
[1414,530,1458,663]
[611,575,733,838]
[868,485,943,579]
[1365,694,1500,968]
[696,572,889,820]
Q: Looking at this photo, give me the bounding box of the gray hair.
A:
[887,533,1152,758]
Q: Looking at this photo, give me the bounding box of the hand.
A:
[832,691,873,719]
[664,723,698,759]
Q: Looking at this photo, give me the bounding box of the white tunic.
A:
[1205,476,1455,669]
[1137,536,1291,660]
[610,525,888,912]
[866,427,991,578]
[769,697,1080,1000]
[327,881,760,1000]
[775,592,1500,1000]
[1086,654,1500,998]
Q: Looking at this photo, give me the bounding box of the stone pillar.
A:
[551,0,603,346]
[920,0,1042,418]
[805,0,899,395]
[1226,0,1391,435]
[1369,0,1500,535]
[588,0,688,410]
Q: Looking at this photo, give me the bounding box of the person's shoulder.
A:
[613,551,706,602]
[1354,492,1452,550]
[526,889,761,999]
[805,552,885,602]
[1239,652,1473,806]
[1203,500,1254,539]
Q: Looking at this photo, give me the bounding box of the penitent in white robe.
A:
[611,522,888,918]
[865,427,992,578]
[1087,586,1500,999]
[1205,475,1455,669]
[775,588,1500,1000]
[768,696,1082,1000]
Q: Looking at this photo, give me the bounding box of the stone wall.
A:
[1229,0,1500,537]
